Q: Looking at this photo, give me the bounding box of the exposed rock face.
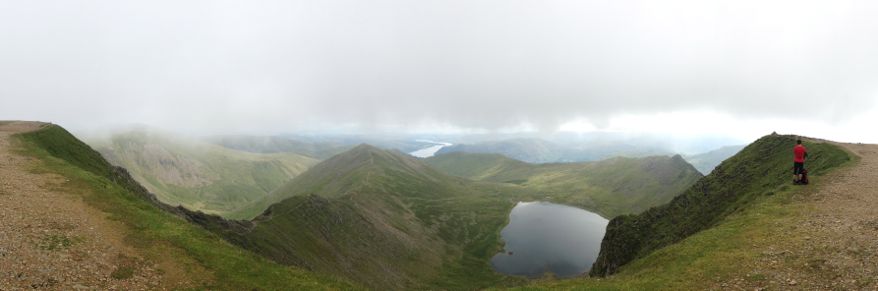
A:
[589,215,642,275]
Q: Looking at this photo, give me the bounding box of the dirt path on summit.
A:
[719,142,878,290]
[0,121,166,290]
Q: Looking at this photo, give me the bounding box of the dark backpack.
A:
[800,169,809,185]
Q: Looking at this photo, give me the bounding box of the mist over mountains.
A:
[200,130,745,161]
[4,0,875,289]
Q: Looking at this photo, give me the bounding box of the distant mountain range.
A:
[435,137,744,176]
[207,135,352,159]
[682,145,745,174]
[426,152,702,217]
[435,138,672,164]
[208,134,440,159]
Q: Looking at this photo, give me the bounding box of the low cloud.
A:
[2,0,877,139]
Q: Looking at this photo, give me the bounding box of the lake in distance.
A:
[409,140,452,158]
[491,201,609,278]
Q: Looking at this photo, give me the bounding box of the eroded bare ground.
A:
[719,142,878,291]
[0,121,164,290]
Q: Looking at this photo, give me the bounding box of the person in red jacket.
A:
[793,139,808,184]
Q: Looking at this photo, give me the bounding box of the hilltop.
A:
[207,145,474,289]
[194,143,703,289]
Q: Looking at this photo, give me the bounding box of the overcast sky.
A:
[2,0,877,142]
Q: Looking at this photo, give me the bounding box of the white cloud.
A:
[1,0,877,142]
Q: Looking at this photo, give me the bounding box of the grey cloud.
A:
[2,0,877,133]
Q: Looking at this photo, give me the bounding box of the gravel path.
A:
[795,143,878,290]
[719,142,878,291]
[0,121,163,290]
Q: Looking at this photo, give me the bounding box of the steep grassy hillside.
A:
[684,145,745,174]
[590,134,850,276]
[14,124,356,290]
[203,145,529,290]
[426,152,703,218]
[196,144,704,290]
[90,130,318,219]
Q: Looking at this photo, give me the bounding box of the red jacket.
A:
[794,144,807,163]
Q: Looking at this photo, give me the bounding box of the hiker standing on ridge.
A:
[793,139,808,184]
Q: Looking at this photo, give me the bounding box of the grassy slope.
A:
[426,152,703,218]
[208,145,703,290]
[90,130,318,219]
[15,124,357,290]
[590,135,850,277]
[208,145,530,290]
[505,138,854,290]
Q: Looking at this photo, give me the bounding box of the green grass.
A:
[201,143,700,290]
[590,135,851,277]
[482,135,853,290]
[195,145,536,290]
[111,266,136,280]
[19,124,852,290]
[15,124,358,290]
[501,155,854,290]
[37,234,81,251]
[493,139,856,289]
[426,152,703,218]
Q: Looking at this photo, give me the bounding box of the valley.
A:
[0,0,878,291]
[5,2,875,289]
[2,121,871,290]
[191,143,701,289]
[89,130,319,219]
[74,124,704,289]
